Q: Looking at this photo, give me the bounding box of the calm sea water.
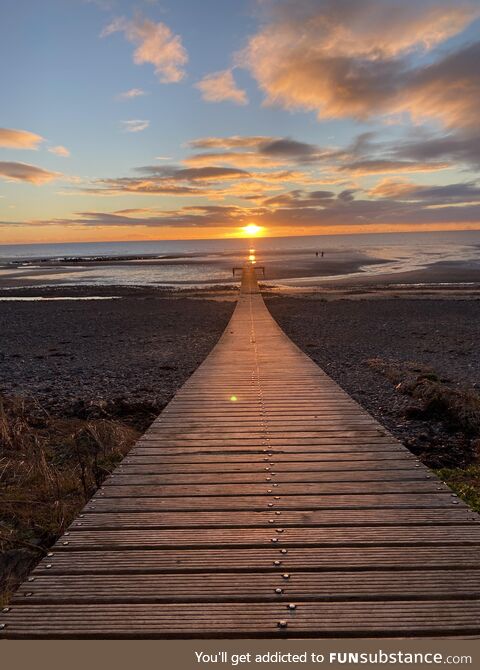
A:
[1,230,480,289]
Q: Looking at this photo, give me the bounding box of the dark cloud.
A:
[0,161,60,184]
[341,159,450,175]
[134,165,250,180]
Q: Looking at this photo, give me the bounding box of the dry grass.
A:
[0,394,139,604]
[435,465,480,513]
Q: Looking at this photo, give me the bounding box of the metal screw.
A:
[282,573,290,579]
[64,532,70,536]
[266,477,271,481]
[269,519,274,524]
[47,552,54,557]
[276,528,284,533]
[273,483,278,487]
[2,608,10,613]
[25,592,33,597]
[275,511,281,515]
[271,538,278,543]
[277,621,288,628]
[27,577,35,582]
[275,588,283,594]
[0,624,6,630]
[274,496,280,500]
[265,467,270,471]
[62,541,69,546]
[268,503,274,507]
[46,564,52,569]
[280,549,288,554]
[267,489,272,493]
[288,603,296,610]
[273,560,281,566]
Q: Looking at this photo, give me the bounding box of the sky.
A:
[1,0,480,244]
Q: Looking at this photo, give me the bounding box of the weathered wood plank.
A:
[3,602,480,638]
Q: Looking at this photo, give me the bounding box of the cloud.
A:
[48,145,70,157]
[7,185,480,231]
[239,0,480,126]
[0,127,44,150]
[185,135,337,168]
[102,15,188,83]
[188,136,272,150]
[340,159,450,175]
[195,69,248,105]
[0,161,61,184]
[369,178,480,202]
[117,87,147,99]
[121,119,150,133]
[134,165,249,181]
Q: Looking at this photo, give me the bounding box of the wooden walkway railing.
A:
[2,266,480,637]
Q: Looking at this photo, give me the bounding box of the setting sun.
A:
[242,224,263,237]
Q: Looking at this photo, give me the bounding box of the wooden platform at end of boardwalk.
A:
[2,265,480,638]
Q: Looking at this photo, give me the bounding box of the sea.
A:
[1,230,480,290]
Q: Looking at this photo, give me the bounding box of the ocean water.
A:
[1,230,480,289]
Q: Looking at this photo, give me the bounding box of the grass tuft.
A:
[0,394,139,604]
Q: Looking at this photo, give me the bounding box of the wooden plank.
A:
[3,602,480,638]
[11,570,480,604]
[106,470,431,485]
[84,493,460,512]
[95,481,445,497]
[28,546,480,574]
[70,509,477,529]
[55,525,480,550]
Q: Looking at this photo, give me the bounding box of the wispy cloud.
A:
[195,69,248,106]
[117,87,148,100]
[101,15,188,83]
[48,145,71,157]
[0,127,44,150]
[0,161,61,184]
[121,119,150,133]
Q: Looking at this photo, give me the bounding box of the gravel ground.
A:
[0,295,234,426]
[265,295,480,467]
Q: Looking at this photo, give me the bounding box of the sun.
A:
[242,223,263,237]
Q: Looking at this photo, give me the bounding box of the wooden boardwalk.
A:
[2,266,480,638]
